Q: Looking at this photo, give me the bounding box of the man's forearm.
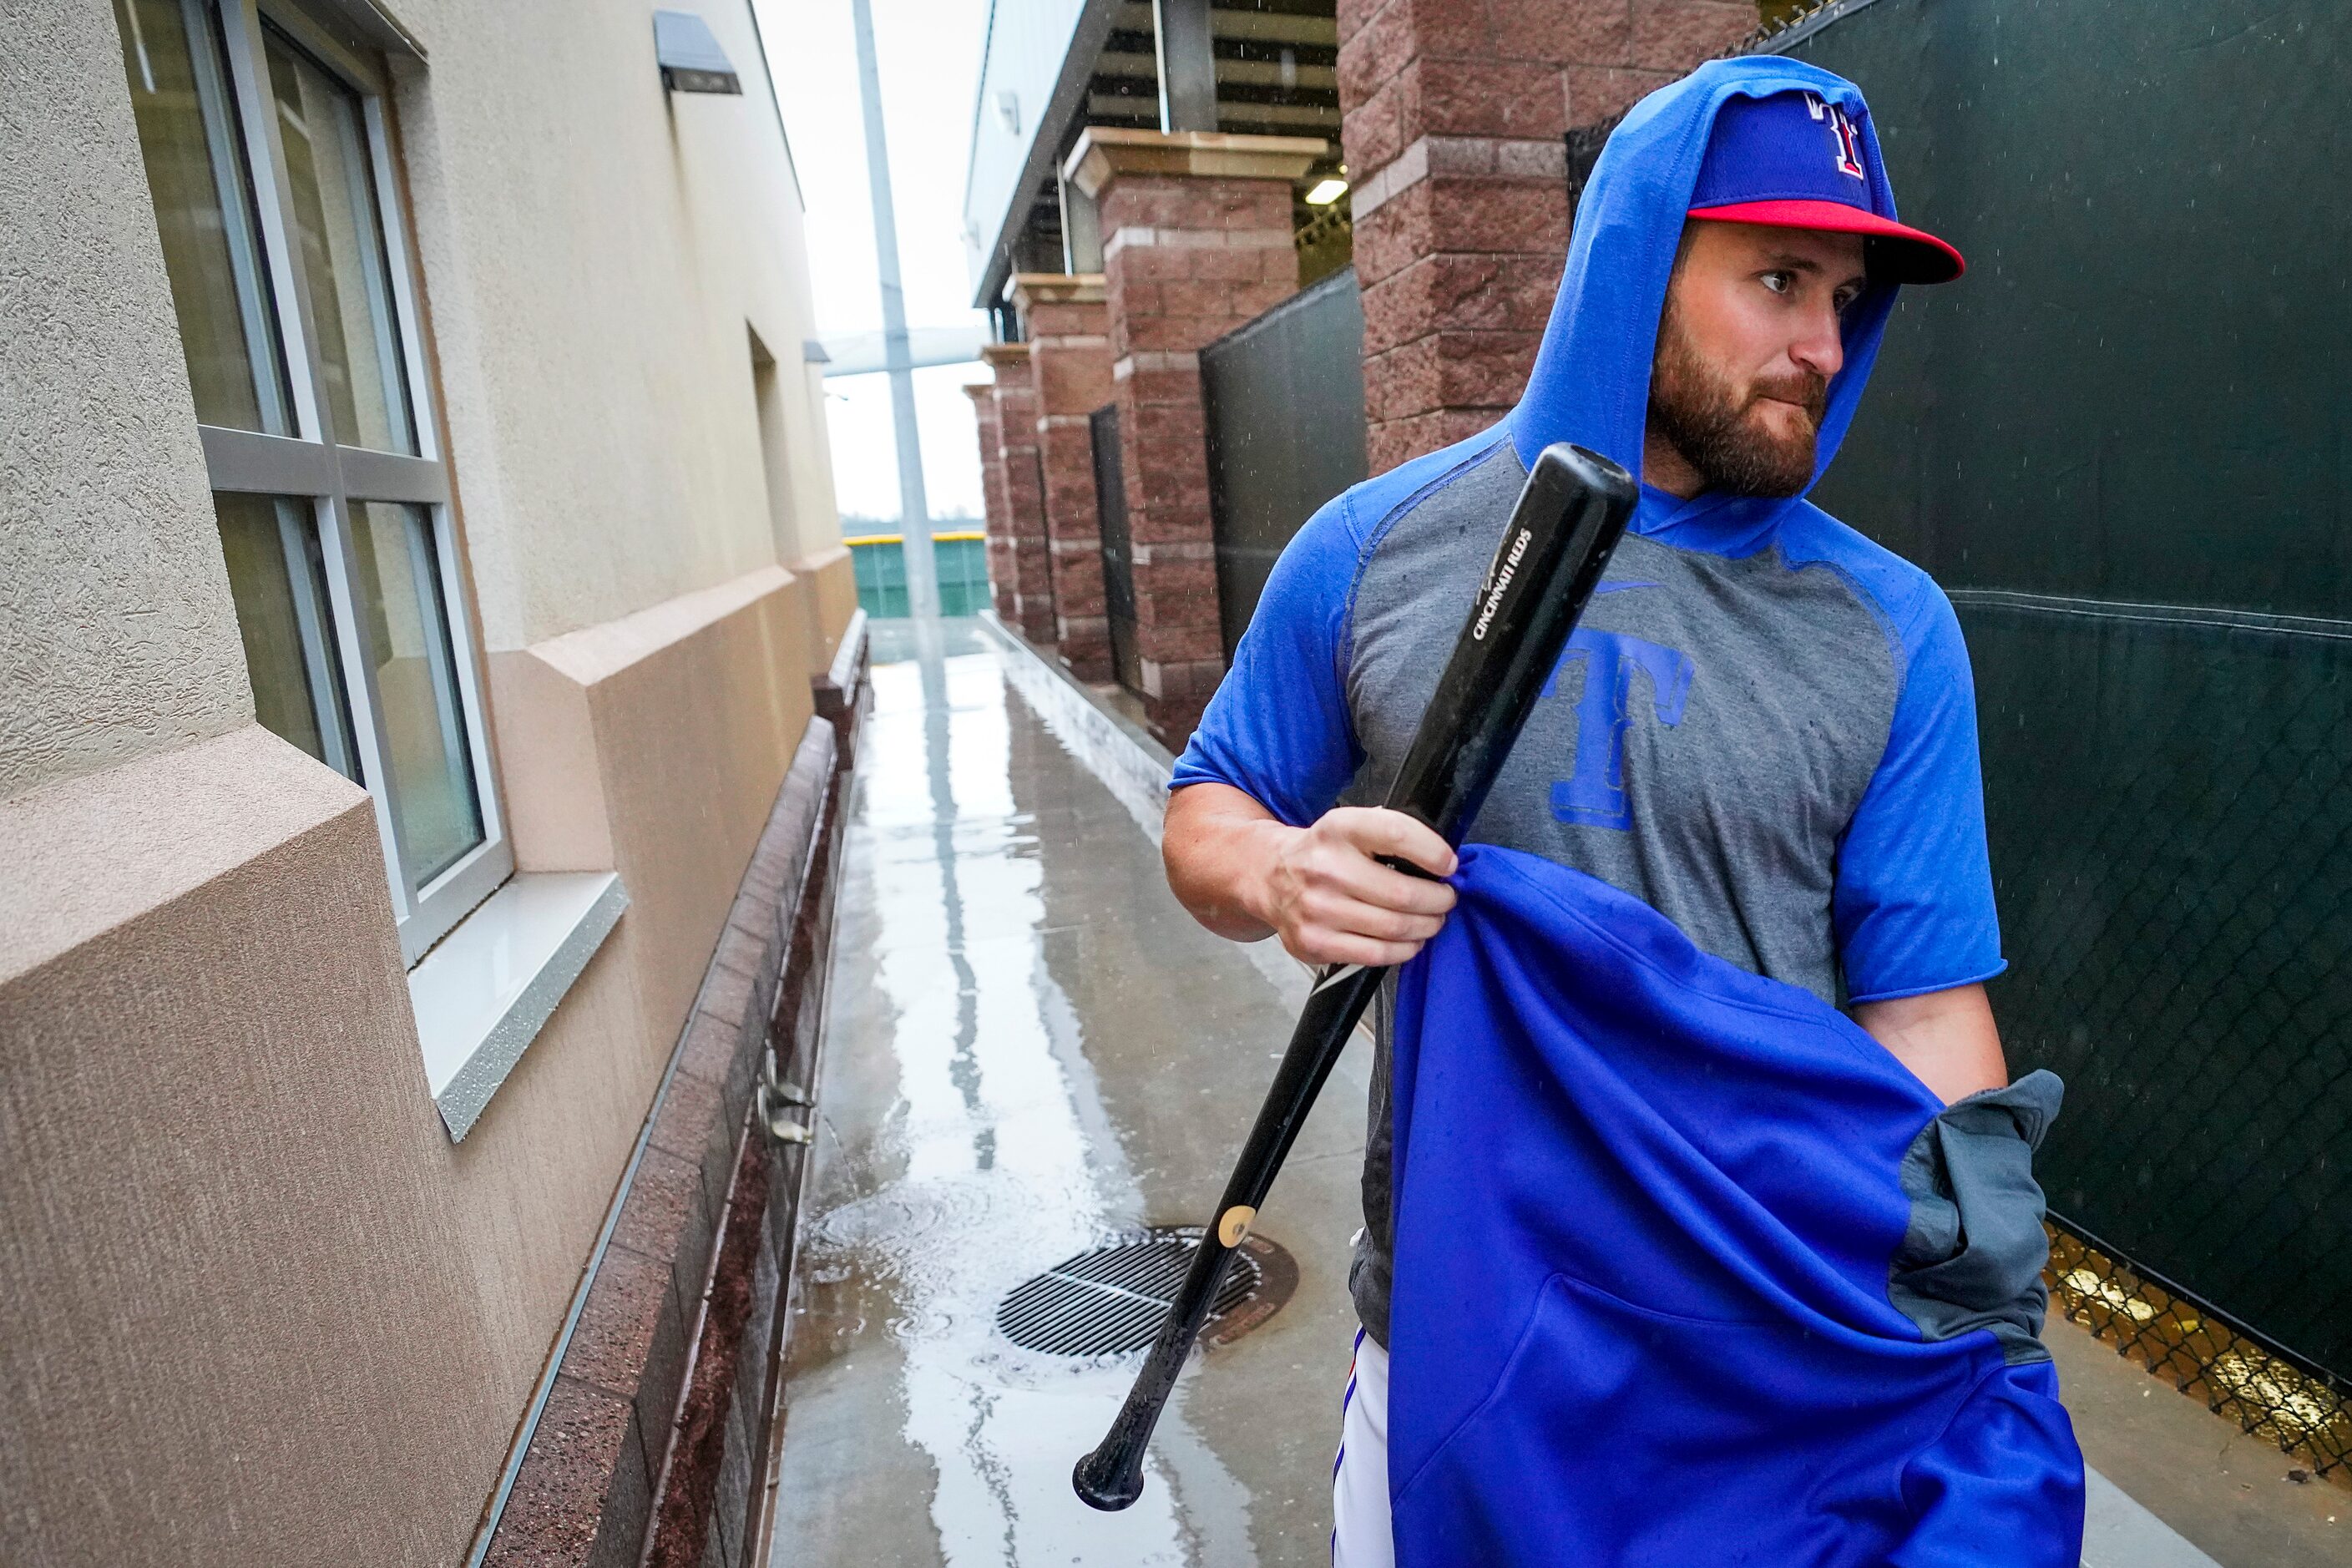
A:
[1164,782,1287,941]
[1853,983,2008,1105]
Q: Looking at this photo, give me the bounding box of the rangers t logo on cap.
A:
[1803,91,1869,181]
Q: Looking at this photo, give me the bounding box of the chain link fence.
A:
[1978,594,2352,1485]
[1293,198,1354,290]
[1739,0,2352,1490]
[2047,1227,2349,1483]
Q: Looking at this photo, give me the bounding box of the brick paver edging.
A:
[473,619,868,1568]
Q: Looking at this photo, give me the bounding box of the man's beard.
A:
[1647,301,1829,498]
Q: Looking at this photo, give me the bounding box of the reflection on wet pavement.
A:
[771,621,1370,1567]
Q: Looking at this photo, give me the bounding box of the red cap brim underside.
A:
[1687,198,1966,284]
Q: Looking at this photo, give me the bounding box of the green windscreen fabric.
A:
[1775,0,2349,1377]
[1201,266,1370,660]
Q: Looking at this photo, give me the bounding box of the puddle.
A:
[776,635,1258,1566]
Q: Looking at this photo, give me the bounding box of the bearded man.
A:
[1161,58,2080,1567]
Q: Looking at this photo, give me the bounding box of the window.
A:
[117,0,508,964]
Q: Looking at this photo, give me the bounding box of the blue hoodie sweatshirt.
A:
[1176,53,2081,1564]
[1386,849,2081,1564]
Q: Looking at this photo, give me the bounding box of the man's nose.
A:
[1790,305,1845,381]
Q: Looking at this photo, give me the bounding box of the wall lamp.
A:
[654,10,742,95]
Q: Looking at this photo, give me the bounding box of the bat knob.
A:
[1072,1442,1146,1511]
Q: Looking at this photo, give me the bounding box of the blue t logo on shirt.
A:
[1547,625,1695,831]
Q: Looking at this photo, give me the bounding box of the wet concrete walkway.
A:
[771,620,2347,1568]
[770,621,1368,1566]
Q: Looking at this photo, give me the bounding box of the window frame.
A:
[189,0,510,965]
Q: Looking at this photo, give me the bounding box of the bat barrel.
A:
[1385,443,1638,833]
[1072,1207,1240,1509]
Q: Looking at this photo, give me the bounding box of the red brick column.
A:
[1065,128,1325,746]
[963,382,1019,626]
[1338,0,1753,473]
[1008,273,1114,680]
[975,343,1055,641]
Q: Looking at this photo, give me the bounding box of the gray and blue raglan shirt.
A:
[1170,432,2004,1346]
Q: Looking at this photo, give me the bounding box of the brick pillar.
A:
[963,382,1019,625]
[1065,128,1325,746]
[1008,273,1115,680]
[1338,0,1753,473]
[975,342,1055,641]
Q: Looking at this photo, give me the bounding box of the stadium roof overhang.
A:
[962,0,1343,312]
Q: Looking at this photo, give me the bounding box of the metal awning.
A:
[816,325,988,378]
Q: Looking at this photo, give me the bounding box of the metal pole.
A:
[1152,0,1218,134]
[852,0,941,620]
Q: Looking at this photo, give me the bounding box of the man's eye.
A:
[1761,271,1793,294]
[1834,289,1860,313]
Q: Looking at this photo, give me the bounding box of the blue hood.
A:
[1506,57,1909,553]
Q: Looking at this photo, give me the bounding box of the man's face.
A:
[1646,221,1868,498]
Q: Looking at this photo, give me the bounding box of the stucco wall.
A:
[0,0,252,802]
[0,1,847,1560]
[0,570,812,1564]
[802,545,862,660]
[391,0,842,652]
[0,729,513,1565]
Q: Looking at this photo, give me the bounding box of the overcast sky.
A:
[759,0,993,526]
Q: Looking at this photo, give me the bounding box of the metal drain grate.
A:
[995,1227,1287,1357]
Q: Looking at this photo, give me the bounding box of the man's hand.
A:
[1165,782,1458,968]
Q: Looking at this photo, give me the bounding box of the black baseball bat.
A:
[1072,442,1637,1511]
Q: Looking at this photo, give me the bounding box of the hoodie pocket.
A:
[1889,1069,2066,1366]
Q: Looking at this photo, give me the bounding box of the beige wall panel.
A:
[391,0,841,653]
[0,728,505,1566]
[487,645,616,874]
[0,728,716,1563]
[505,564,816,1051]
[0,0,252,803]
[790,362,846,559]
[442,928,655,1387]
[665,10,844,568]
[795,545,861,665]
[1,4,846,1560]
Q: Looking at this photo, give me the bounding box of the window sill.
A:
[409,871,629,1141]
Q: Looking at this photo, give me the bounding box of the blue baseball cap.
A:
[1686,90,1965,284]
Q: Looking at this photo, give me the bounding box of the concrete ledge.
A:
[1063,126,1328,198]
[488,564,819,1065]
[412,871,630,1141]
[2085,1469,2223,1568]
[975,611,1197,875]
[0,726,369,982]
[811,607,868,730]
[1008,271,1106,310]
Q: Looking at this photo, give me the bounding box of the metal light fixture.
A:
[1305,177,1349,206]
[653,10,741,95]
